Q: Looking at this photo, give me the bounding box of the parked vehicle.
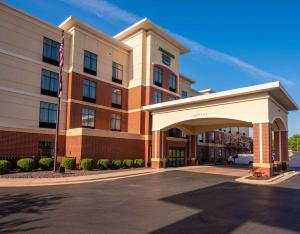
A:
[227,154,253,166]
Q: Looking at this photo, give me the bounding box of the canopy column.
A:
[151,130,167,168]
[253,123,273,177]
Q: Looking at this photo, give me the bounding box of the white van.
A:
[227,154,253,166]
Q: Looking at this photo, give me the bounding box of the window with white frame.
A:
[111,113,121,131]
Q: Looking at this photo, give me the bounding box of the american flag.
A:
[59,31,64,97]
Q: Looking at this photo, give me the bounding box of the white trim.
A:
[0,85,67,103]
[142,81,298,112]
[70,67,127,89]
[150,95,269,115]
[149,84,180,97]
[259,123,263,163]
[0,48,69,73]
[70,26,131,54]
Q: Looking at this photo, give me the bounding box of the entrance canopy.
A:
[142,82,298,134]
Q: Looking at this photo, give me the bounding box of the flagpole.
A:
[54,30,64,172]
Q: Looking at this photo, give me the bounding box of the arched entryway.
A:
[142,82,298,177]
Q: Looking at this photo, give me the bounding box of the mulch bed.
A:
[246,174,280,180]
[0,168,145,179]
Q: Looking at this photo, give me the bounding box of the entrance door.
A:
[167,147,185,167]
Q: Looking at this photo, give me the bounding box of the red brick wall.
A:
[153,64,178,93]
[0,130,65,158]
[65,135,145,162]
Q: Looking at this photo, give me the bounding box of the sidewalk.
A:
[0,168,163,187]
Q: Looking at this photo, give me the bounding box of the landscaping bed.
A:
[0,157,146,178]
[0,167,146,179]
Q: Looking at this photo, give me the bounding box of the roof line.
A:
[142,82,298,112]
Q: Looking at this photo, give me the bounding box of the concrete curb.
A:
[235,171,300,185]
[0,169,165,187]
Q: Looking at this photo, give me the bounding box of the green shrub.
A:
[97,159,110,169]
[123,159,133,168]
[134,159,145,168]
[17,158,35,172]
[0,160,12,175]
[61,157,76,170]
[112,160,122,169]
[80,158,94,170]
[39,158,54,170]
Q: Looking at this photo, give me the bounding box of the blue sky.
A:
[3,0,300,136]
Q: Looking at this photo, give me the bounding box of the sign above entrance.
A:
[158,47,175,66]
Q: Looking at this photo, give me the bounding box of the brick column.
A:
[190,135,197,165]
[253,123,273,177]
[151,130,166,169]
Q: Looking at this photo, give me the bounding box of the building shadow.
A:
[0,193,69,233]
[151,182,300,234]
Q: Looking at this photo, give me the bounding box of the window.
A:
[39,101,57,129]
[198,133,206,143]
[43,37,60,66]
[180,131,187,138]
[153,91,162,104]
[169,96,176,101]
[169,128,177,137]
[38,141,52,157]
[82,108,95,128]
[181,91,188,99]
[41,69,59,97]
[169,74,176,92]
[154,66,163,87]
[112,62,123,84]
[112,88,122,108]
[211,132,215,143]
[84,50,97,76]
[111,113,121,131]
[83,79,96,103]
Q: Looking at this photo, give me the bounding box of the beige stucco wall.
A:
[268,98,288,130]
[179,77,199,97]
[150,93,272,132]
[147,31,180,83]
[121,30,145,88]
[69,27,130,87]
[0,4,69,131]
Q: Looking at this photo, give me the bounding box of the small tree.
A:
[288,134,300,152]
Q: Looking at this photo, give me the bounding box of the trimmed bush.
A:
[97,159,110,170]
[39,158,54,170]
[61,157,76,170]
[0,160,12,175]
[80,158,94,170]
[112,160,122,169]
[134,159,145,168]
[123,159,133,168]
[17,158,35,172]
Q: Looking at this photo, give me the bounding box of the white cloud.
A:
[62,0,294,86]
[62,0,140,24]
[172,33,294,86]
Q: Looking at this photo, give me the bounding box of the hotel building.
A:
[0,3,297,176]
